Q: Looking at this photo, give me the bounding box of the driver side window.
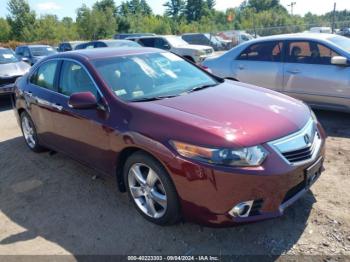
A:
[59,61,99,98]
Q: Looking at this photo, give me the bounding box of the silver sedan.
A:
[202,33,350,112]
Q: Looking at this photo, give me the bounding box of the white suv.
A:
[129,35,214,63]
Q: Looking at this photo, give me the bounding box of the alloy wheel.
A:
[21,115,36,149]
[128,163,167,219]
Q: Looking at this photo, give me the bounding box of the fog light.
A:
[229,200,254,218]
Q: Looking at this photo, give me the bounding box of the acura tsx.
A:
[14,47,326,226]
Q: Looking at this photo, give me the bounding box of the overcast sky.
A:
[0,0,348,19]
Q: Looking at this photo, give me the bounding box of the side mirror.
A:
[331,56,348,66]
[163,44,171,50]
[68,92,97,109]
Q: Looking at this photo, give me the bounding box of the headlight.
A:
[170,141,268,167]
[195,50,205,56]
[310,109,318,123]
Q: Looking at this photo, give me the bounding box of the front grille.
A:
[0,76,19,87]
[205,49,213,54]
[249,199,264,216]
[282,133,320,163]
[268,118,322,165]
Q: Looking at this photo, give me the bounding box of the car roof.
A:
[249,33,337,42]
[52,47,162,60]
[60,41,84,44]
[19,44,51,48]
[129,35,178,39]
[182,33,205,36]
[96,39,134,43]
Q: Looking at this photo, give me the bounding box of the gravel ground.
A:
[0,95,349,257]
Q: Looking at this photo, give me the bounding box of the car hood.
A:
[0,61,30,78]
[131,81,310,148]
[175,44,212,51]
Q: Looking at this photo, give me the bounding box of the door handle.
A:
[52,103,63,111]
[287,69,301,74]
[238,65,245,70]
[24,91,33,97]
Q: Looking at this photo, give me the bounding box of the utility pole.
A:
[332,2,337,33]
[288,2,296,16]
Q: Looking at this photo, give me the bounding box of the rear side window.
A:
[286,41,340,65]
[95,42,107,48]
[30,61,58,90]
[15,47,23,55]
[238,41,283,62]
[138,38,156,47]
[154,38,170,50]
[23,48,30,57]
[59,61,99,98]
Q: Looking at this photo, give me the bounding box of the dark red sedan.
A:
[14,48,326,226]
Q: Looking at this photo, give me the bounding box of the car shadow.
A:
[314,109,350,138]
[0,95,14,112]
[0,136,315,256]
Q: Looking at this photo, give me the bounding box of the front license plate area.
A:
[304,157,323,188]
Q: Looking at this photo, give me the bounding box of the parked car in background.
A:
[181,33,224,51]
[128,35,214,63]
[58,41,85,52]
[337,28,350,38]
[75,40,141,50]
[203,33,350,112]
[217,30,254,47]
[114,33,156,39]
[14,47,325,226]
[309,27,332,34]
[0,47,30,95]
[15,45,57,65]
[215,35,233,50]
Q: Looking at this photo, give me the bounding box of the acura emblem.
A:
[304,134,311,145]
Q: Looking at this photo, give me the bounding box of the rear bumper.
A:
[166,128,326,227]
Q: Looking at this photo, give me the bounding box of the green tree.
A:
[206,0,216,10]
[0,18,11,42]
[6,0,36,41]
[76,4,116,40]
[126,0,152,15]
[34,15,60,41]
[94,0,117,14]
[164,0,186,20]
[185,0,210,22]
[247,0,280,11]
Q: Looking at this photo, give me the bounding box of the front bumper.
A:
[166,124,326,226]
[0,84,15,95]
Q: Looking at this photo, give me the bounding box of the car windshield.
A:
[107,41,141,48]
[29,46,57,57]
[0,49,19,64]
[93,52,218,102]
[165,36,189,47]
[204,34,221,45]
[329,36,350,52]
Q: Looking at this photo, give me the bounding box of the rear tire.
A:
[124,151,181,225]
[20,112,46,153]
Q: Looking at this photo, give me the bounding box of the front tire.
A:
[20,112,45,152]
[124,151,181,225]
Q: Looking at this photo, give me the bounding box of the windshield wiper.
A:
[187,84,218,93]
[130,94,179,102]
